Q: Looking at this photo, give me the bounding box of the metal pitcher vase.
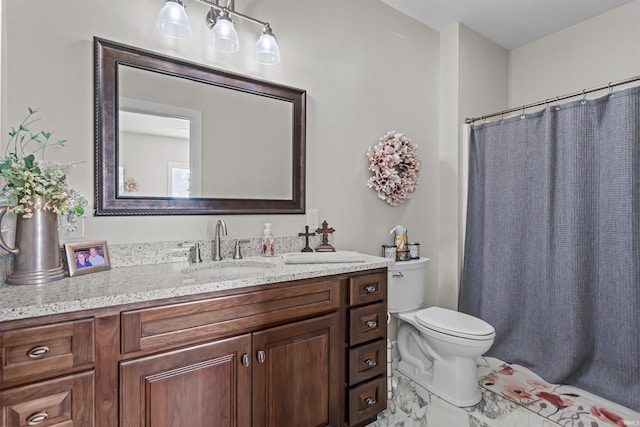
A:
[0,196,65,285]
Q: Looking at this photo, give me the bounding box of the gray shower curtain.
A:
[459,86,640,411]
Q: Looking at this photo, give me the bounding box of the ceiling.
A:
[379,0,634,49]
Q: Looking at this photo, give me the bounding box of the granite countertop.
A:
[0,253,392,322]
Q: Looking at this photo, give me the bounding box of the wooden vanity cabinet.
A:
[0,267,388,427]
[118,277,344,427]
[119,313,341,427]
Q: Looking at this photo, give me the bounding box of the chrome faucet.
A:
[213,219,227,261]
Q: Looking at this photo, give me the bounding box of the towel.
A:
[282,251,365,264]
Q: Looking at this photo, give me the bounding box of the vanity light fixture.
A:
[156,0,281,65]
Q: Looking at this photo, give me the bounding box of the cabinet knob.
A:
[27,346,49,359]
[27,411,49,425]
[365,358,377,368]
[366,320,377,329]
[257,350,266,363]
[364,284,377,293]
[365,397,377,406]
[241,354,251,367]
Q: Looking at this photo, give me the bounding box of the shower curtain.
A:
[459,86,640,411]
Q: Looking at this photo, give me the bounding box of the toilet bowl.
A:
[388,259,495,407]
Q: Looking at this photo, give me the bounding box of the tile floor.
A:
[367,370,557,427]
[367,357,640,427]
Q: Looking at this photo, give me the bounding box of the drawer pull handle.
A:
[366,320,377,329]
[241,354,251,367]
[257,350,266,363]
[365,359,377,368]
[27,346,50,359]
[364,284,377,293]
[365,397,377,406]
[392,272,404,278]
[27,411,49,425]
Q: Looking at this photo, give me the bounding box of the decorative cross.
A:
[315,220,336,252]
[298,225,316,252]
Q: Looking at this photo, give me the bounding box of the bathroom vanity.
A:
[0,254,390,427]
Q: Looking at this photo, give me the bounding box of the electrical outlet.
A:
[307,209,319,230]
[60,216,85,239]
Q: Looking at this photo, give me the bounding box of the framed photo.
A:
[65,240,111,277]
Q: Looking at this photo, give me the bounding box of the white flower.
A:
[366,131,421,207]
[0,107,86,219]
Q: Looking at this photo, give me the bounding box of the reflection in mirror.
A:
[94,37,306,215]
[119,108,192,197]
[118,66,293,200]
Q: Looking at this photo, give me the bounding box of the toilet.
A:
[388,258,495,407]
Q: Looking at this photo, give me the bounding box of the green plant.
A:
[0,107,86,219]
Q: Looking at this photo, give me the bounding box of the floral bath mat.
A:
[477,357,640,427]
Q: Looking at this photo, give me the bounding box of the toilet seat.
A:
[416,307,495,341]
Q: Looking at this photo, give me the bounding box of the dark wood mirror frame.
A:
[94,37,306,216]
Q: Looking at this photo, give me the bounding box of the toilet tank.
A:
[388,258,430,313]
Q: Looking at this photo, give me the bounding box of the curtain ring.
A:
[608,82,614,96]
[554,96,561,111]
[520,106,526,119]
[581,89,587,105]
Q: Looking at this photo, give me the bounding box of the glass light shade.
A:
[254,32,281,65]
[211,18,240,53]
[156,0,192,39]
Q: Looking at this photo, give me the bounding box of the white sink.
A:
[181,259,276,280]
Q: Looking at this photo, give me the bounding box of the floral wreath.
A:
[366,131,421,206]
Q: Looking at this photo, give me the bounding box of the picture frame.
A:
[64,240,111,277]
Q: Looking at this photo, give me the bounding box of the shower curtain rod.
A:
[465,74,640,124]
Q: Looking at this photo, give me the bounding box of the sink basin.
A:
[181,260,276,280]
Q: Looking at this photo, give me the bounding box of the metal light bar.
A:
[193,0,268,27]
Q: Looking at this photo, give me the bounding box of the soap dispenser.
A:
[262,223,275,257]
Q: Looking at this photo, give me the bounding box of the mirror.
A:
[94,37,306,215]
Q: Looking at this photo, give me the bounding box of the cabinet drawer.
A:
[349,303,386,346]
[349,339,386,385]
[0,370,94,427]
[349,272,386,307]
[122,279,341,354]
[0,318,94,385]
[348,376,386,426]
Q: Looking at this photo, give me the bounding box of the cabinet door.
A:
[252,313,340,427]
[120,335,251,427]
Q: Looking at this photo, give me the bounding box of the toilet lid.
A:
[416,307,495,340]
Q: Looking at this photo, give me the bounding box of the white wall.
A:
[509,0,640,108]
[438,23,508,310]
[437,24,460,310]
[2,0,441,269]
